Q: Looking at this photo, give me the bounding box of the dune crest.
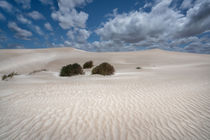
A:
[0,48,210,140]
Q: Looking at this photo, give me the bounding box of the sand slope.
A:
[0,48,210,140]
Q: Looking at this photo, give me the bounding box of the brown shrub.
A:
[60,63,83,77]
[92,62,115,75]
[2,72,18,80]
[83,61,93,69]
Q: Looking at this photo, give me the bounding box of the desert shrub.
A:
[2,72,18,80]
[92,62,115,75]
[136,67,141,69]
[83,61,93,69]
[60,63,83,77]
[2,75,7,80]
[29,69,47,75]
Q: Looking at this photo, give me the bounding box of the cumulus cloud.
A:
[96,0,182,43]
[51,0,92,47]
[67,28,90,43]
[51,8,88,29]
[44,22,53,31]
[0,12,6,20]
[17,15,31,24]
[180,0,193,9]
[14,0,31,9]
[94,0,210,53]
[28,11,45,20]
[0,1,13,13]
[8,22,32,40]
[91,40,131,52]
[51,0,91,29]
[176,0,210,38]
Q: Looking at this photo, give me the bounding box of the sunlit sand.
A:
[0,48,210,140]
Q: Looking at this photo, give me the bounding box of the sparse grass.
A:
[83,61,93,69]
[60,63,83,77]
[92,62,115,75]
[136,67,141,69]
[29,69,47,75]
[2,72,18,81]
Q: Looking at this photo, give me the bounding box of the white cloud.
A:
[94,0,210,53]
[67,30,75,40]
[180,0,193,10]
[35,26,44,35]
[51,0,91,29]
[44,22,53,31]
[17,15,31,24]
[96,0,182,43]
[15,0,31,9]
[0,12,6,20]
[64,40,72,46]
[28,11,45,20]
[0,1,13,13]
[8,22,32,40]
[77,29,90,43]
[67,28,90,43]
[143,2,153,9]
[52,8,88,29]
[57,0,92,11]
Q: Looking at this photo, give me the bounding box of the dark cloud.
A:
[176,0,210,38]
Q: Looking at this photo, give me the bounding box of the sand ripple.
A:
[0,78,210,140]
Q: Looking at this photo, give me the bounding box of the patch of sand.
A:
[0,48,210,140]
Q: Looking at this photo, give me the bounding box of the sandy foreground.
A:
[0,48,210,140]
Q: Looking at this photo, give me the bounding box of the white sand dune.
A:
[0,48,210,140]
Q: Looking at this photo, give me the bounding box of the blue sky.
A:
[0,0,210,53]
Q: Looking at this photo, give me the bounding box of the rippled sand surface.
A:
[0,48,210,140]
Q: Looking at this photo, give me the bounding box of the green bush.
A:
[60,63,83,77]
[92,62,115,75]
[2,72,18,80]
[83,61,93,69]
[136,67,141,69]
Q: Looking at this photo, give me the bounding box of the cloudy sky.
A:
[0,0,210,53]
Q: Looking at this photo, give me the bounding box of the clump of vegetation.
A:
[136,67,141,69]
[2,72,18,81]
[60,63,83,77]
[92,62,115,75]
[83,61,93,69]
[29,69,47,75]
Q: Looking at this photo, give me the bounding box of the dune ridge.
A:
[0,48,210,140]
